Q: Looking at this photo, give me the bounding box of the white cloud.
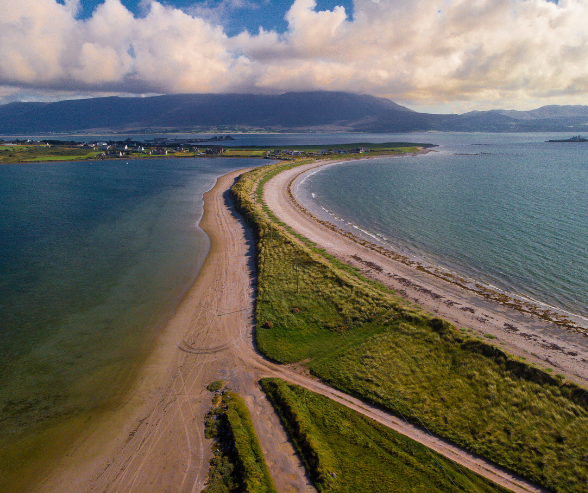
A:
[1,0,75,83]
[2,0,588,109]
[187,0,261,27]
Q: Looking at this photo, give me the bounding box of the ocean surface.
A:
[0,157,263,450]
[295,132,588,326]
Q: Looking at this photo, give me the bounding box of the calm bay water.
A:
[0,157,262,447]
[296,133,588,324]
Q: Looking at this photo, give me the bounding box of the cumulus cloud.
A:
[2,0,588,108]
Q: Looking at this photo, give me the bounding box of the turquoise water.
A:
[296,133,588,325]
[0,157,262,445]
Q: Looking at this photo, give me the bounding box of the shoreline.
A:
[27,158,559,493]
[31,166,314,493]
[30,168,250,493]
[294,155,588,332]
[262,158,588,386]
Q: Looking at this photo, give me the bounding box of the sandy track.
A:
[36,163,552,493]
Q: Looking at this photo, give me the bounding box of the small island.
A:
[547,134,588,142]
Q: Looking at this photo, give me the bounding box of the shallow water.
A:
[0,157,262,446]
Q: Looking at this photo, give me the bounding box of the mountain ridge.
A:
[1,92,588,134]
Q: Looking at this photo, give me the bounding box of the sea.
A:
[0,157,264,456]
[1,132,587,471]
[294,132,588,326]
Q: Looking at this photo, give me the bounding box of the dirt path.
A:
[35,164,550,493]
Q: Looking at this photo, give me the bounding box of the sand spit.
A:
[268,158,588,387]
[33,162,551,493]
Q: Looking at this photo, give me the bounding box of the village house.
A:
[205,146,224,155]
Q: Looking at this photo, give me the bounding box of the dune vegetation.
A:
[203,382,276,493]
[261,377,509,492]
[231,157,588,493]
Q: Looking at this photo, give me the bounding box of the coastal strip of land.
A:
[265,158,588,387]
[31,158,568,493]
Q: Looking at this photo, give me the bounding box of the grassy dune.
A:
[231,158,588,493]
[204,383,276,493]
[261,377,509,493]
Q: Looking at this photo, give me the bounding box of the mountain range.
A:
[1,92,588,134]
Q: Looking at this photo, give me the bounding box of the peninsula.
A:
[17,149,587,493]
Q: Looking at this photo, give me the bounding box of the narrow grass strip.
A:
[204,384,276,493]
[261,377,509,493]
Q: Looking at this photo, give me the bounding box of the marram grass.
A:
[231,156,588,493]
[261,377,509,493]
[203,385,276,493]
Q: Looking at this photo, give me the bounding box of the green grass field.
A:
[228,143,430,153]
[231,158,588,493]
[204,383,276,493]
[0,145,101,163]
[261,377,509,493]
[222,149,268,158]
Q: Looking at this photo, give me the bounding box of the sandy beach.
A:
[32,169,315,493]
[266,158,588,387]
[30,159,571,493]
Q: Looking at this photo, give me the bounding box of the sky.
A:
[2,0,588,113]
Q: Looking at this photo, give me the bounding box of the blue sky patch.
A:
[74,0,353,36]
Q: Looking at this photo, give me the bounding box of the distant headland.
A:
[547,135,588,142]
